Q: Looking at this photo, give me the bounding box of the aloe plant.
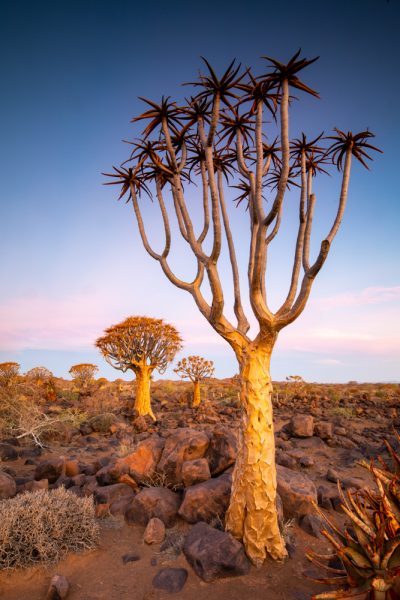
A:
[307,438,400,599]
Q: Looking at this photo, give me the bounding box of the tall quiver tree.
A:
[104,52,381,565]
[174,355,214,407]
[95,316,182,420]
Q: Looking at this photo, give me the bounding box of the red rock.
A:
[65,460,80,477]
[34,458,65,483]
[119,435,165,483]
[143,517,166,544]
[157,428,209,486]
[181,458,211,487]
[125,486,181,527]
[46,574,70,599]
[183,522,250,582]
[277,464,317,518]
[94,483,135,506]
[0,471,16,499]
[178,473,231,524]
[206,426,237,475]
[290,415,314,438]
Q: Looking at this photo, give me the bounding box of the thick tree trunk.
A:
[192,380,201,407]
[134,367,155,420]
[225,342,287,566]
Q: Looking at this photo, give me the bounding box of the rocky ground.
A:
[0,379,399,599]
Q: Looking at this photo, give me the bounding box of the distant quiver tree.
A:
[0,362,20,387]
[69,364,98,388]
[95,316,182,420]
[25,367,54,385]
[104,51,381,564]
[174,355,214,407]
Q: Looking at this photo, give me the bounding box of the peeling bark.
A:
[225,342,287,566]
[192,380,201,407]
[134,367,155,420]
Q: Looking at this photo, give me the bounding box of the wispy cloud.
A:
[314,358,342,365]
[312,286,400,309]
[0,293,225,352]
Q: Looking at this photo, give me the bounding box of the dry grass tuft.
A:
[0,487,99,570]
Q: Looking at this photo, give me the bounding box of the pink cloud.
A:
[312,286,400,309]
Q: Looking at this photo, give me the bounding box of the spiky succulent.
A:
[307,435,400,599]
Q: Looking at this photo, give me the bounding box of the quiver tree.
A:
[104,51,381,565]
[0,362,20,387]
[174,355,214,407]
[95,316,182,420]
[69,363,98,389]
[25,367,54,385]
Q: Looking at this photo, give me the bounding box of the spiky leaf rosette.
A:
[96,316,182,375]
[307,480,400,599]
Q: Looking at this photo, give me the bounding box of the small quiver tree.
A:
[0,362,20,388]
[174,355,214,407]
[25,366,53,385]
[69,364,99,390]
[105,52,381,564]
[95,316,182,420]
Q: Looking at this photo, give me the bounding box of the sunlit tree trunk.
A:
[225,336,287,566]
[192,380,201,407]
[134,366,155,420]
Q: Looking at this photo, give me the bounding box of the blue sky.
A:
[0,0,399,382]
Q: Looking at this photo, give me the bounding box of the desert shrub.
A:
[0,487,99,570]
[87,412,117,432]
[0,387,78,447]
[0,362,20,387]
[57,389,81,403]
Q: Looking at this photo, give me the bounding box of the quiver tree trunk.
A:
[225,341,287,566]
[133,366,155,420]
[192,380,201,407]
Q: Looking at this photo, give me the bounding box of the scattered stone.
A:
[125,486,181,527]
[95,503,110,518]
[157,428,210,486]
[205,426,237,475]
[96,461,129,486]
[299,456,314,468]
[144,517,166,544]
[46,574,70,599]
[334,427,347,436]
[152,568,188,593]
[34,458,65,484]
[64,460,80,477]
[314,422,333,440]
[182,458,211,487]
[118,473,139,491]
[132,415,151,433]
[179,472,231,524]
[120,435,165,483]
[290,415,314,438]
[183,522,250,582]
[277,465,317,518]
[122,553,140,564]
[0,443,18,461]
[94,483,135,506]
[299,514,324,538]
[326,468,339,483]
[317,485,334,510]
[0,470,17,499]
[276,452,297,470]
